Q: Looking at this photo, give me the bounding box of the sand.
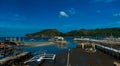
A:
[23,42,55,47]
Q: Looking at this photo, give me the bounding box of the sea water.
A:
[23,37,77,56]
[0,37,77,57]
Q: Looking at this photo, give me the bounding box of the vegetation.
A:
[25,28,120,38]
[25,29,63,38]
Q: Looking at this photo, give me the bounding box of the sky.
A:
[0,0,120,36]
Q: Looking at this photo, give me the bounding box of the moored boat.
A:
[48,36,68,44]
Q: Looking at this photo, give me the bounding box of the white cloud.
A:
[59,8,76,18]
[59,11,69,17]
[113,13,120,16]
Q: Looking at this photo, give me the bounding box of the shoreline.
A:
[24,42,55,47]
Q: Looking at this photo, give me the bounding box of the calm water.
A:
[23,37,77,55]
[0,37,77,56]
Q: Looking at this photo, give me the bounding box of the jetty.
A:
[75,38,120,60]
[0,52,32,66]
[96,44,120,59]
[40,48,117,66]
[74,38,120,45]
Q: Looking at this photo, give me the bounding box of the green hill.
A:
[25,29,63,38]
[25,28,120,38]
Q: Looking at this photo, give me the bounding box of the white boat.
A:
[24,55,45,64]
[24,53,56,65]
[48,36,64,42]
[48,36,68,44]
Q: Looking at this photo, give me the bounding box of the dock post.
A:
[66,49,71,66]
[81,43,84,49]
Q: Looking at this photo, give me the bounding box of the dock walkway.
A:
[40,48,117,66]
[75,38,120,60]
[96,44,120,60]
[74,38,120,45]
[0,52,32,66]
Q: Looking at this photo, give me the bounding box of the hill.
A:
[25,28,120,38]
[25,29,63,38]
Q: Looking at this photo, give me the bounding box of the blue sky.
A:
[0,0,120,36]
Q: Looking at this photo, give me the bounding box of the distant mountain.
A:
[25,28,120,38]
[25,29,63,38]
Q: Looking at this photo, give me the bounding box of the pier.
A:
[74,38,120,45]
[0,52,32,66]
[96,44,120,59]
[75,38,120,60]
[40,48,116,66]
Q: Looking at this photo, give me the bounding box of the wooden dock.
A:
[75,38,120,60]
[40,48,117,66]
[74,38,120,45]
[0,52,32,66]
[96,44,120,60]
